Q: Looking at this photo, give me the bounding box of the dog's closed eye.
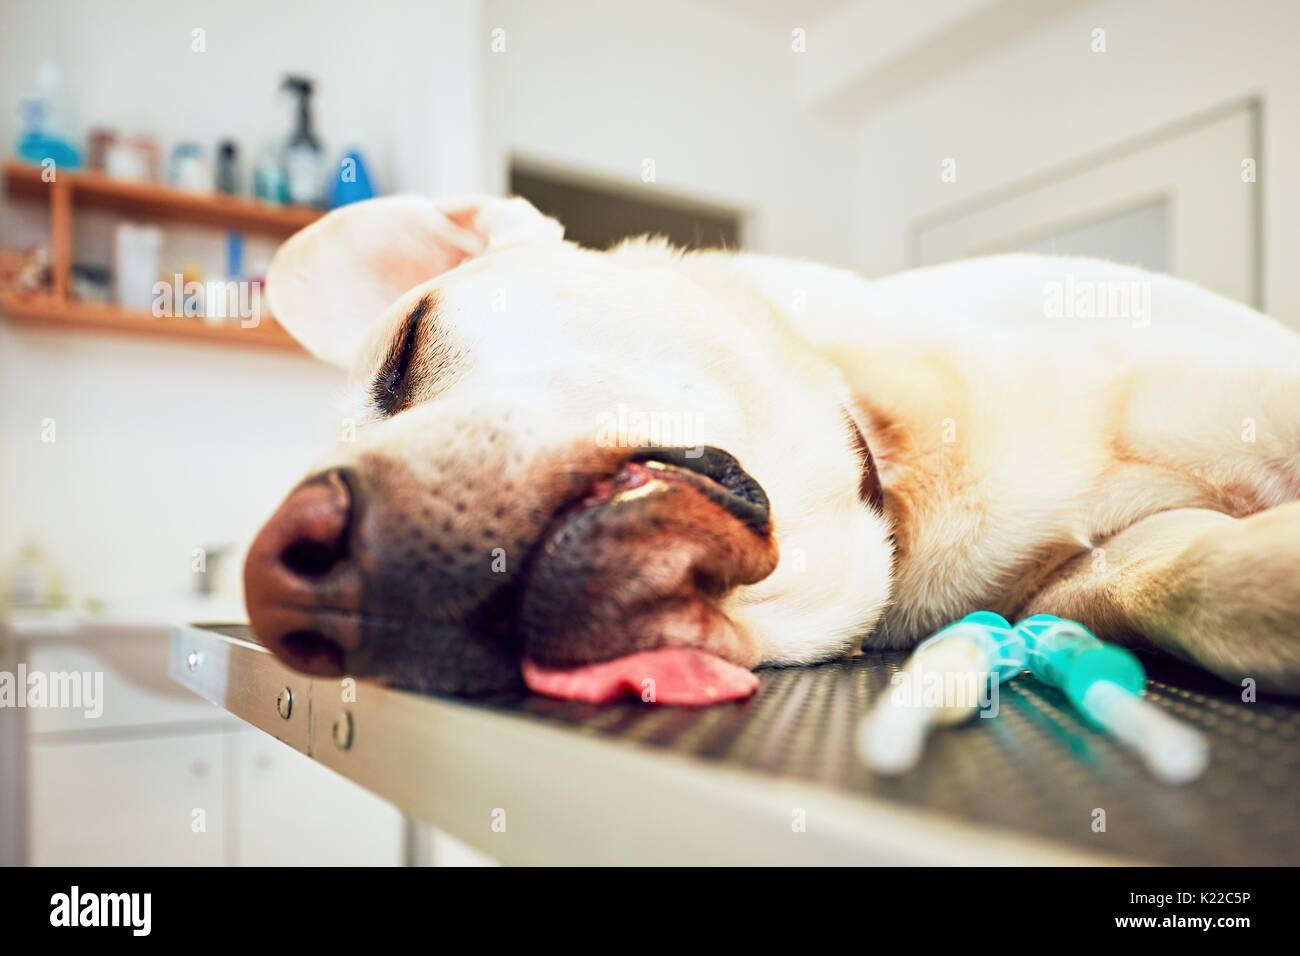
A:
[370,295,432,416]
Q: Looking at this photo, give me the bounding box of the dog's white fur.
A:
[267,195,1300,689]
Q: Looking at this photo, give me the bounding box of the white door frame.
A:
[910,98,1263,309]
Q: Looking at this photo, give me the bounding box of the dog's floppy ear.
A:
[266,195,563,365]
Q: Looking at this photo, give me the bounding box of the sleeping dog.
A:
[244,195,1300,704]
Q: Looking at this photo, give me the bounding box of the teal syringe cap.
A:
[1014,615,1147,726]
[1016,614,1101,686]
[1066,644,1146,725]
[1017,613,1101,648]
[918,610,1027,684]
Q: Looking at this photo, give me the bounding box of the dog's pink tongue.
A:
[522,648,758,706]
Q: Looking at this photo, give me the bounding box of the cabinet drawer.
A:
[26,635,224,734]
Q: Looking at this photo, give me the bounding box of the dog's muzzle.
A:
[244,447,778,700]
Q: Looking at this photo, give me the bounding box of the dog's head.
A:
[245,195,892,700]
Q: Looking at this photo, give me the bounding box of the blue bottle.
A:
[329,147,376,208]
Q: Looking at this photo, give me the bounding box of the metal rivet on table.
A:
[186,650,202,672]
[276,687,293,720]
[333,710,354,750]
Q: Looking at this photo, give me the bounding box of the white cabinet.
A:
[29,732,228,866]
[28,728,405,866]
[15,626,404,866]
[234,730,404,866]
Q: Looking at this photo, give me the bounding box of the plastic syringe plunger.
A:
[1014,615,1209,783]
[1083,680,1210,784]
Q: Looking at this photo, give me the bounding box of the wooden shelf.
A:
[4,160,321,237]
[1,294,302,351]
[2,160,320,355]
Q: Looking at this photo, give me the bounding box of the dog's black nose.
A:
[244,469,360,676]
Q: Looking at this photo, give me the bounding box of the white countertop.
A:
[3,596,245,642]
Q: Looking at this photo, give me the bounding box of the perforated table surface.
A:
[171,623,1300,866]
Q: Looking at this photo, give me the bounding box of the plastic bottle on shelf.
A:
[14,63,83,169]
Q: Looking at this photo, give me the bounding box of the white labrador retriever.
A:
[243,195,1300,704]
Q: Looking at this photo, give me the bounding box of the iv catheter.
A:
[1015,614,1209,784]
[857,611,1026,774]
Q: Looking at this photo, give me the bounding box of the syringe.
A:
[857,611,1026,774]
[1015,614,1209,784]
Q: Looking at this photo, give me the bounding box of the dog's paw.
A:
[1159,502,1300,694]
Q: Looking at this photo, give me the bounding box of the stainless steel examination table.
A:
[171,623,1300,866]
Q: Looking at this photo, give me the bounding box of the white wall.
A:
[0,0,487,605]
[0,330,345,604]
[0,0,486,199]
[482,0,858,268]
[848,0,1300,324]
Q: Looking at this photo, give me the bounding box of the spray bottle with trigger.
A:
[281,75,324,207]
